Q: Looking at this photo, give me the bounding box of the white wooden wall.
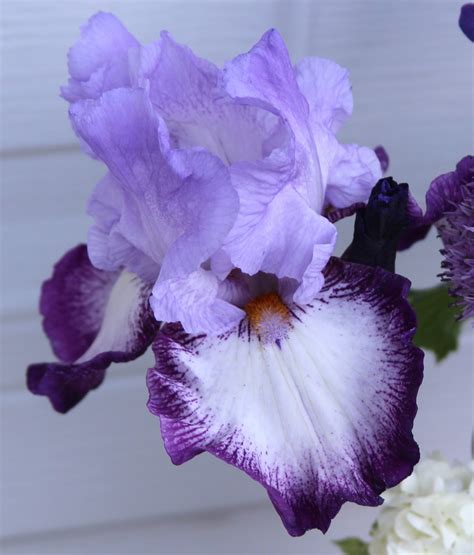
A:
[1,1,472,553]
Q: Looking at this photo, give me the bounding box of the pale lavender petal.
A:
[86,172,160,282]
[61,12,139,102]
[70,88,238,283]
[135,33,294,171]
[147,257,423,536]
[223,29,310,127]
[325,143,382,208]
[295,57,353,134]
[27,245,157,412]
[223,185,337,303]
[150,269,244,335]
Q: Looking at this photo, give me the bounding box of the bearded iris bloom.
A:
[27,13,424,536]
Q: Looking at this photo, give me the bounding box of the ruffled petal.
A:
[27,245,158,412]
[151,269,245,335]
[147,257,423,536]
[295,57,353,134]
[61,12,139,102]
[325,142,382,208]
[223,185,337,303]
[134,33,295,176]
[223,29,310,128]
[70,88,238,283]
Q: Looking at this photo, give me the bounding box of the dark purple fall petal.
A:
[460,4,474,41]
[27,245,158,412]
[147,257,423,536]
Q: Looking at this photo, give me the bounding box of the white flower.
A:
[369,454,474,555]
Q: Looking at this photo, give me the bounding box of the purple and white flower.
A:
[28,12,424,536]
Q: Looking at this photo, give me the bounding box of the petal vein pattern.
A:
[147,258,423,535]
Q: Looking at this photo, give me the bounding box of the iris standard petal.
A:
[27,245,158,412]
[147,257,423,536]
[70,88,239,284]
[134,32,296,177]
[325,142,383,209]
[295,57,353,134]
[223,185,337,301]
[61,12,139,102]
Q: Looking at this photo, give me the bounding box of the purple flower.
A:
[460,4,474,41]
[27,13,424,537]
[60,12,383,334]
[399,156,474,319]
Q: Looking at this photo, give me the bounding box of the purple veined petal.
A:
[27,245,158,412]
[374,145,390,174]
[223,185,337,304]
[61,12,139,102]
[150,269,245,335]
[134,32,295,177]
[295,57,353,134]
[70,87,239,282]
[324,142,382,209]
[147,257,423,536]
[223,29,325,213]
[224,29,310,127]
[460,4,474,41]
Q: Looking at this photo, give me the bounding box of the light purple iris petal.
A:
[224,29,311,129]
[295,57,353,134]
[27,245,157,412]
[151,269,245,335]
[71,87,238,286]
[460,4,474,41]
[147,257,423,536]
[134,32,295,185]
[223,185,337,302]
[325,142,382,209]
[61,12,139,102]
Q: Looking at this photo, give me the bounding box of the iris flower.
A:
[28,13,424,536]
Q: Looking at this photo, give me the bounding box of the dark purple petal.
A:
[41,244,120,362]
[398,157,472,250]
[27,245,158,412]
[147,257,423,536]
[460,4,474,41]
[374,145,390,174]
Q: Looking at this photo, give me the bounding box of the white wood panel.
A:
[1,500,378,555]
[1,332,472,539]
[1,0,308,154]
[1,0,470,154]
[0,375,266,539]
